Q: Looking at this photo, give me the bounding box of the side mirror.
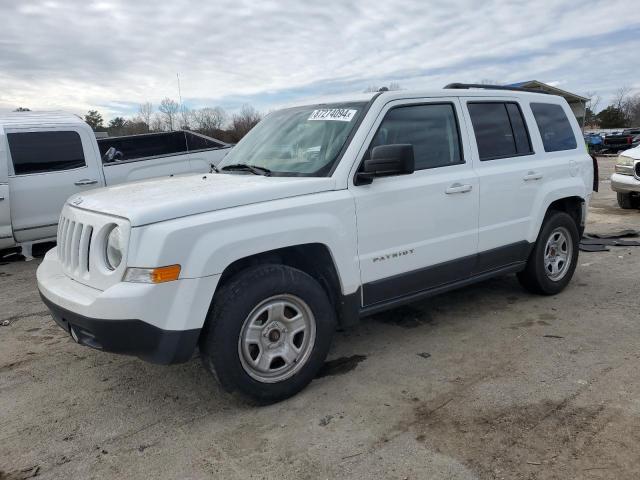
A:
[356,144,415,185]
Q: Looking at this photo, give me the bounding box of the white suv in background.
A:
[611,144,640,209]
[37,85,594,403]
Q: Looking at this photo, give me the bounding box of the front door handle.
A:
[0,196,4,201]
[74,179,98,186]
[445,183,473,194]
[523,171,543,181]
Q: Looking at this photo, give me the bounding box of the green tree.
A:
[84,110,104,131]
[596,106,629,128]
[107,117,127,136]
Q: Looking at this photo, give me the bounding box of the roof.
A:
[508,80,589,102]
[0,111,85,128]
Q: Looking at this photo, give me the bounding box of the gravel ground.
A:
[1,156,639,480]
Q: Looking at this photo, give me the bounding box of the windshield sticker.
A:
[308,109,357,122]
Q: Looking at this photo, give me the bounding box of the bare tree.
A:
[613,86,632,111]
[229,105,262,142]
[138,102,153,132]
[192,107,227,134]
[364,82,402,92]
[177,106,191,130]
[158,98,180,131]
[584,91,601,113]
[150,113,164,132]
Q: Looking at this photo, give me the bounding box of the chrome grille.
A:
[58,214,93,276]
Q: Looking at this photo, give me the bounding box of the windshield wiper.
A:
[220,163,271,176]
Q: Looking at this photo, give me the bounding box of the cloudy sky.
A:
[1,0,639,120]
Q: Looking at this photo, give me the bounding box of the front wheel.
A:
[517,211,579,295]
[200,264,336,404]
[617,192,638,209]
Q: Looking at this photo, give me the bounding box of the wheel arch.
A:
[213,243,360,328]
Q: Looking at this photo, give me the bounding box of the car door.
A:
[0,127,14,249]
[350,98,479,307]
[461,98,543,272]
[7,126,105,243]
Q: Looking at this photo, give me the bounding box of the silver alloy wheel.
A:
[544,226,573,281]
[238,294,317,383]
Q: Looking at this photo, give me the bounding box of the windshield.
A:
[218,102,366,176]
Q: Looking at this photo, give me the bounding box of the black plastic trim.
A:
[363,254,474,306]
[360,262,526,317]
[444,83,552,95]
[40,292,200,364]
[361,241,533,308]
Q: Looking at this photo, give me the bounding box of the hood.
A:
[70,173,335,226]
[620,145,640,160]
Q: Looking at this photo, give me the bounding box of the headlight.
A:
[105,225,124,270]
[616,155,634,167]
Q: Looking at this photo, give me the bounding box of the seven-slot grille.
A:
[57,215,93,275]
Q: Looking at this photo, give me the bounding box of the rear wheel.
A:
[200,264,336,404]
[517,211,579,295]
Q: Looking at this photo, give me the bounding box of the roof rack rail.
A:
[443,83,551,95]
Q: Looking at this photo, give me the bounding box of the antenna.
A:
[176,73,183,106]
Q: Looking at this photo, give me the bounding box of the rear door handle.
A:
[523,171,543,181]
[74,179,98,186]
[0,196,4,201]
[445,183,473,194]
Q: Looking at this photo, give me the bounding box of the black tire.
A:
[200,264,336,404]
[517,211,580,295]
[617,192,634,209]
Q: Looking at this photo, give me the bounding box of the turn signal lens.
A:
[124,265,181,284]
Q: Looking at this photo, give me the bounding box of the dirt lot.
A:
[1,157,639,480]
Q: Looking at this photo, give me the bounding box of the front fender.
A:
[128,191,361,296]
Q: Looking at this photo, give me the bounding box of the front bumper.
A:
[40,293,199,364]
[611,173,640,193]
[37,248,220,364]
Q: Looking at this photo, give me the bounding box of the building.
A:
[509,80,589,127]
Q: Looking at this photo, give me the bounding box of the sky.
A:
[1,0,639,121]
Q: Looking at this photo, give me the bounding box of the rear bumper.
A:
[40,293,199,364]
[611,173,640,193]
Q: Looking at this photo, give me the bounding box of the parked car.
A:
[611,144,640,208]
[37,86,594,403]
[0,112,231,257]
[603,128,640,152]
[584,132,604,153]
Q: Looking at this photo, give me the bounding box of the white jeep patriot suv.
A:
[38,85,593,403]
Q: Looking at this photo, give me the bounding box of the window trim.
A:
[358,101,466,174]
[467,100,535,162]
[6,130,88,177]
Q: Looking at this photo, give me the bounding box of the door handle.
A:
[74,179,98,186]
[523,171,543,181]
[445,183,473,194]
[0,196,4,201]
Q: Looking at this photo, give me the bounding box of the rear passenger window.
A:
[530,103,577,152]
[468,102,532,161]
[369,103,463,170]
[8,131,86,175]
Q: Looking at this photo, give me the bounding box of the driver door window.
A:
[367,103,464,170]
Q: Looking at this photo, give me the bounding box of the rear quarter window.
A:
[530,103,577,152]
